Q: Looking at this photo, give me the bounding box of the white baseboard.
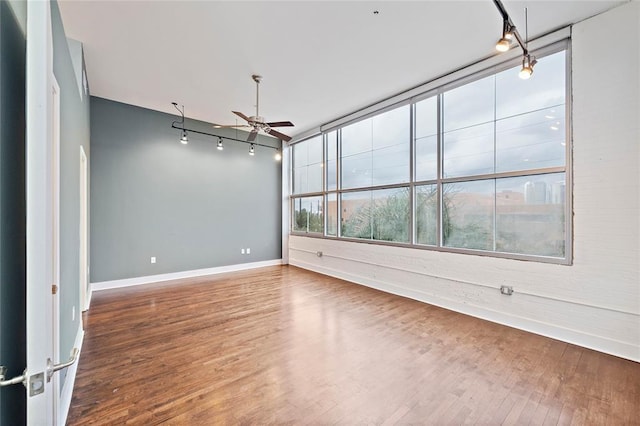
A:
[290,259,640,363]
[59,325,84,425]
[91,259,284,292]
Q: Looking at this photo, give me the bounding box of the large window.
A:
[290,46,570,263]
[291,136,324,234]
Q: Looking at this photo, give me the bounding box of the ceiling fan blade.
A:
[247,129,258,142]
[266,128,292,142]
[232,111,251,122]
[213,124,251,129]
[265,121,294,128]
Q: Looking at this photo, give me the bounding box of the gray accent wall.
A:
[51,0,91,388]
[0,2,27,423]
[90,97,282,283]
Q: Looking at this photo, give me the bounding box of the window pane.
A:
[341,105,409,189]
[415,97,438,181]
[292,136,323,194]
[292,196,323,233]
[496,173,565,257]
[326,193,337,237]
[496,108,566,173]
[341,188,409,242]
[443,180,494,250]
[289,48,568,264]
[416,184,437,246]
[443,123,494,178]
[326,131,337,191]
[496,51,565,120]
[443,75,494,132]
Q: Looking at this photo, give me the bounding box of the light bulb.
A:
[495,38,510,52]
[519,65,533,79]
[519,56,534,79]
[274,151,282,161]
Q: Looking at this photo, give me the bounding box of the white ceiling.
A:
[58,0,626,139]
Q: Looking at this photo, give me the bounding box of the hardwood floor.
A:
[67,265,640,425]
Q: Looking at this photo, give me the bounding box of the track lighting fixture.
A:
[519,54,537,79]
[171,102,282,160]
[495,20,513,52]
[493,1,537,79]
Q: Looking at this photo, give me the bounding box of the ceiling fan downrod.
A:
[252,74,262,120]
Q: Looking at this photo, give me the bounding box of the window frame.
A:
[289,40,572,265]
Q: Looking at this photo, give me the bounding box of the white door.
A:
[25,2,76,424]
[0,2,76,424]
[25,0,55,423]
[51,77,61,426]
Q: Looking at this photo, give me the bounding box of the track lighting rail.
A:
[169,123,279,151]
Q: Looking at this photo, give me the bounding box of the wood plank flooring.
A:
[67,265,640,425]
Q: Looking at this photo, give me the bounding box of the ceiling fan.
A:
[215,74,294,142]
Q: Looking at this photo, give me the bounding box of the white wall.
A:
[288,1,640,362]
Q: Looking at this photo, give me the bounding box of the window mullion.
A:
[437,93,443,248]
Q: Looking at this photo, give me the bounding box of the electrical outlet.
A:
[246,248,251,254]
[241,249,245,254]
[500,285,514,295]
[150,256,156,264]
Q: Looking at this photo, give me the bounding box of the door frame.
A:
[79,145,89,312]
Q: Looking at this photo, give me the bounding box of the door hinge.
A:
[52,284,58,295]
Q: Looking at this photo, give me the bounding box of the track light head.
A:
[180,131,188,144]
[495,37,511,52]
[249,143,255,156]
[519,55,537,79]
[217,137,224,150]
[496,20,514,52]
[519,66,532,80]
